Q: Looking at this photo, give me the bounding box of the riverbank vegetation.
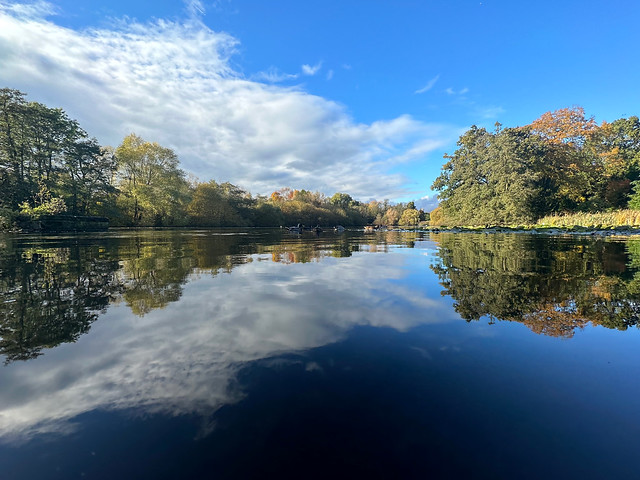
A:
[536,210,640,228]
[0,88,426,230]
[431,107,640,226]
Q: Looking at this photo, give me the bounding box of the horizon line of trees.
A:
[431,106,640,226]
[0,87,427,229]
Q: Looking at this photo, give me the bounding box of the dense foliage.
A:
[432,107,640,225]
[1,88,425,229]
[0,88,117,218]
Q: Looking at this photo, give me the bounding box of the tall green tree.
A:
[187,180,249,226]
[58,140,117,215]
[399,208,420,226]
[1,88,34,207]
[330,192,354,210]
[432,125,549,225]
[1,88,116,215]
[115,134,191,225]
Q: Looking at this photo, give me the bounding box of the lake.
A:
[0,229,639,479]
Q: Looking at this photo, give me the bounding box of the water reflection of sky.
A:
[2,233,640,479]
[0,244,457,443]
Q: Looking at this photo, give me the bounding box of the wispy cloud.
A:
[326,69,334,80]
[0,2,457,199]
[445,87,469,96]
[301,61,322,76]
[385,134,452,164]
[184,0,206,18]
[476,105,506,119]
[415,74,440,94]
[0,0,56,17]
[253,67,299,83]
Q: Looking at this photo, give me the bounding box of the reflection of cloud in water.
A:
[0,250,454,443]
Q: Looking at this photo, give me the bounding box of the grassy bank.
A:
[536,210,640,228]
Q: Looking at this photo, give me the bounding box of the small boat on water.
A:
[363,225,386,232]
[286,224,303,233]
[286,224,323,234]
[334,225,345,232]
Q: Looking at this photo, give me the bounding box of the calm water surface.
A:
[0,229,639,479]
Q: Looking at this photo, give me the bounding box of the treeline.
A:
[0,88,116,221]
[0,88,426,229]
[432,107,640,225]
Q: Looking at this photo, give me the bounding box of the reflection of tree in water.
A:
[266,237,354,263]
[0,229,439,363]
[0,231,281,362]
[116,232,273,315]
[262,231,422,263]
[431,233,640,337]
[0,243,121,363]
[117,236,196,316]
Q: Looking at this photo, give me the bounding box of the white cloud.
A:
[0,2,456,200]
[301,61,322,76]
[415,74,440,94]
[417,195,439,211]
[326,69,334,80]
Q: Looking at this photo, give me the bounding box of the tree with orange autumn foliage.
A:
[528,106,598,147]
[528,108,640,210]
[269,187,297,203]
[595,116,640,208]
[526,107,605,211]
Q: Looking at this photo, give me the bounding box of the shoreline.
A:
[4,224,640,236]
[421,225,640,235]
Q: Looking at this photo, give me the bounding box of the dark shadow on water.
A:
[2,325,637,480]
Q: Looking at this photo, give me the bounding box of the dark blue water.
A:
[0,230,638,479]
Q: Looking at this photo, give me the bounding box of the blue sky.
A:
[1,0,638,208]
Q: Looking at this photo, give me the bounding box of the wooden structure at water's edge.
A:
[17,215,109,232]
